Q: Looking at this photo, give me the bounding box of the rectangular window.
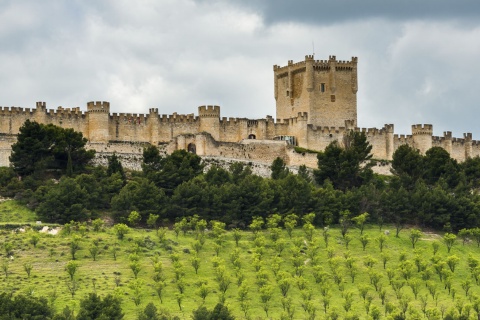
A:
[331,94,336,102]
[321,83,325,92]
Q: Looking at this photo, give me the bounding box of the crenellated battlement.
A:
[411,124,433,135]
[87,101,110,113]
[0,107,34,115]
[158,113,197,123]
[36,102,46,110]
[198,105,220,118]
[149,108,159,114]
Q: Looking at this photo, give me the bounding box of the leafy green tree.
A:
[65,260,79,280]
[443,233,457,253]
[391,144,424,187]
[113,223,130,240]
[352,212,369,235]
[314,131,373,190]
[10,120,94,177]
[423,147,459,187]
[192,303,235,320]
[0,293,53,319]
[128,211,141,227]
[107,153,126,183]
[35,177,91,223]
[76,293,124,320]
[111,177,166,223]
[339,210,352,238]
[152,149,204,195]
[142,145,162,176]
[271,157,289,180]
[409,229,422,249]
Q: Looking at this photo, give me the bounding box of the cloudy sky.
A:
[1,0,480,138]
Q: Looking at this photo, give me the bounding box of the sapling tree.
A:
[29,233,40,248]
[113,223,130,240]
[259,285,273,317]
[127,210,141,227]
[232,228,242,247]
[70,236,81,260]
[92,218,104,232]
[458,228,472,245]
[352,212,369,235]
[89,244,99,261]
[339,210,352,238]
[446,255,460,273]
[23,262,33,278]
[198,283,209,302]
[284,214,298,238]
[377,234,387,252]
[323,227,330,247]
[191,255,201,274]
[432,241,440,255]
[409,229,422,249]
[1,260,8,278]
[65,260,78,280]
[249,216,264,238]
[360,234,370,251]
[443,233,457,253]
[146,214,159,231]
[66,279,79,298]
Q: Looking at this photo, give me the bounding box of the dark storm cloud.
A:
[201,0,480,24]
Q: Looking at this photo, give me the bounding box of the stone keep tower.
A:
[274,55,358,128]
[87,101,110,142]
[198,105,220,141]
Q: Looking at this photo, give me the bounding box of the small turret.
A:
[464,133,473,159]
[87,101,110,142]
[198,105,220,141]
[411,124,433,154]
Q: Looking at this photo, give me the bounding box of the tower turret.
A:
[411,124,433,154]
[87,101,110,142]
[198,105,220,141]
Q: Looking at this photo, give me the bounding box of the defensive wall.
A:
[0,102,479,170]
[0,55,478,171]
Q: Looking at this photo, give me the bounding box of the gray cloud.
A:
[201,0,480,25]
[1,0,479,140]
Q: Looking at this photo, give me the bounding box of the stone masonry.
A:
[0,55,478,170]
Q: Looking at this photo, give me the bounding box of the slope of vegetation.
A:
[0,200,37,224]
[1,218,480,319]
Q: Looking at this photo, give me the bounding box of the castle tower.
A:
[34,102,47,124]
[273,55,358,128]
[443,131,452,155]
[411,124,433,154]
[464,133,473,159]
[148,108,160,145]
[198,105,220,141]
[385,124,394,160]
[87,101,110,142]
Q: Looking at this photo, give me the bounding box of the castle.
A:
[0,55,479,170]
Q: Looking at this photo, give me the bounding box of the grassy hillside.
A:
[1,219,480,319]
[0,200,37,223]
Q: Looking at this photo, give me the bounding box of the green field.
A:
[1,217,480,319]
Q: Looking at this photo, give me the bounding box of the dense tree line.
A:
[2,122,480,231]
